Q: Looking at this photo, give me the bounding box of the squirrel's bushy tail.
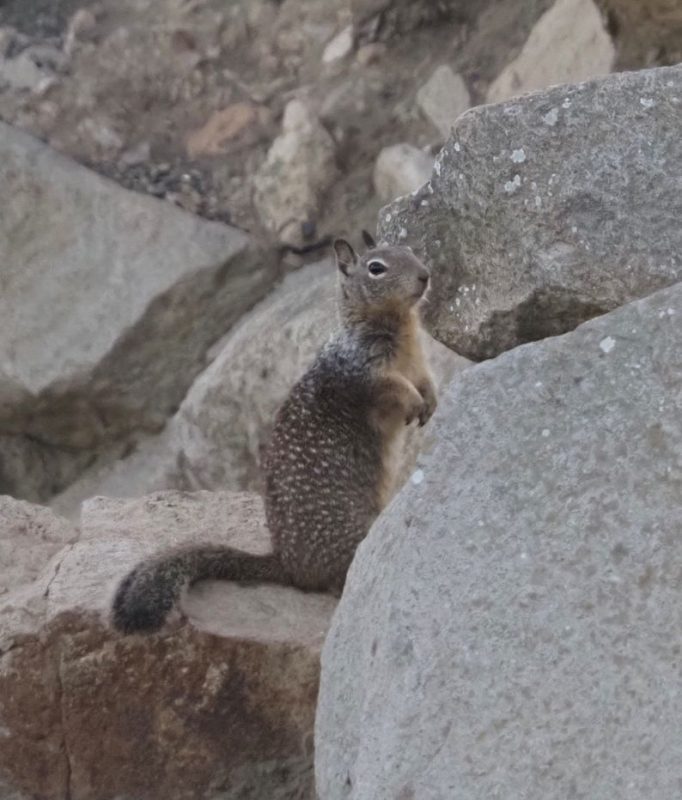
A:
[111,546,285,634]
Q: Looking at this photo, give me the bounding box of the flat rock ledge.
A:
[0,491,335,800]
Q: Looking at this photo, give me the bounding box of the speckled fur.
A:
[111,235,436,634]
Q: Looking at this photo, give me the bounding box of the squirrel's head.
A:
[333,231,430,321]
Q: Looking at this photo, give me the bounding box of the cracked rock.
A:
[379,64,682,359]
[253,99,338,246]
[0,122,278,451]
[0,491,334,800]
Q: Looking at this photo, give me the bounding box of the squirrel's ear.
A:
[333,239,358,276]
[361,230,376,249]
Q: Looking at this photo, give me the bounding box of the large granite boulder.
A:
[316,280,682,799]
[0,491,335,800]
[0,122,278,453]
[52,261,471,518]
[379,64,682,360]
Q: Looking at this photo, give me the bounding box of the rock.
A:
[322,25,354,63]
[355,42,386,66]
[417,65,471,139]
[253,99,338,246]
[0,26,20,59]
[487,0,615,103]
[373,143,433,202]
[0,434,94,504]
[51,262,471,519]
[0,45,64,91]
[0,122,278,451]
[64,8,98,57]
[379,65,682,360]
[1,491,335,800]
[76,114,125,156]
[316,280,682,800]
[0,496,78,641]
[118,139,152,167]
[186,103,270,158]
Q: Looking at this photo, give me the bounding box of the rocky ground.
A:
[2,0,673,250]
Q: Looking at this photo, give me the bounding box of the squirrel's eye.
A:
[368,261,387,277]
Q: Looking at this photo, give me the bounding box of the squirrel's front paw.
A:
[417,385,437,427]
[405,403,421,426]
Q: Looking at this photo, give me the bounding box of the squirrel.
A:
[111,230,437,634]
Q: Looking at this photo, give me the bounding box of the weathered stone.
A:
[380,65,682,360]
[322,25,354,63]
[63,8,98,57]
[51,262,470,518]
[253,100,337,246]
[186,103,270,158]
[1,491,335,800]
[487,0,614,103]
[416,65,471,139]
[316,280,682,800]
[0,45,64,91]
[0,495,78,642]
[373,143,433,202]
[0,122,278,449]
[0,434,94,504]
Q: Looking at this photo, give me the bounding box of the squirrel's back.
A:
[111,233,436,634]
[265,330,385,591]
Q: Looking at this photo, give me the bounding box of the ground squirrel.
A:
[112,231,436,634]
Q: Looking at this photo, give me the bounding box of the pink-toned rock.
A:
[0,491,335,800]
[186,103,270,157]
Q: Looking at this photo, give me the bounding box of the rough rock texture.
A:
[380,65,682,360]
[350,0,485,39]
[0,434,94,504]
[598,0,682,67]
[0,496,79,641]
[322,25,355,64]
[373,143,434,202]
[487,0,615,103]
[1,491,335,800]
[0,122,278,452]
[316,280,682,800]
[52,262,470,518]
[417,65,471,139]
[253,99,338,246]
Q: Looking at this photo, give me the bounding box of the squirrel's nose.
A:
[418,273,429,287]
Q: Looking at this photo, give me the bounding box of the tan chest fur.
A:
[375,308,430,507]
[392,310,428,385]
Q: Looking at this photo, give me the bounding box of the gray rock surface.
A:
[379,64,682,360]
[0,122,277,451]
[0,434,93,503]
[1,491,335,800]
[253,99,338,246]
[373,143,434,202]
[316,281,682,800]
[52,262,470,518]
[417,65,471,139]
